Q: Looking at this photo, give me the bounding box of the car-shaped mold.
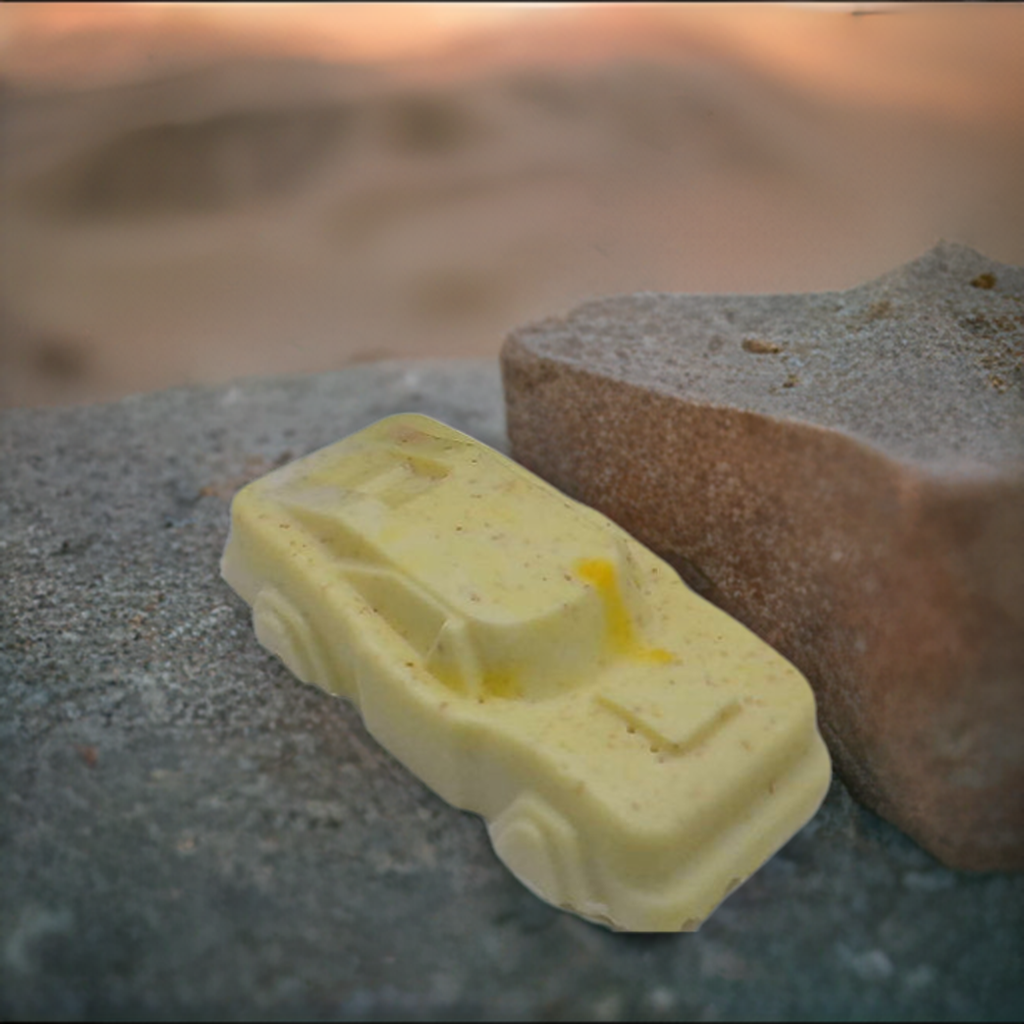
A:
[221,413,831,931]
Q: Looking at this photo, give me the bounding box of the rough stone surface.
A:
[2,360,1023,1021]
[502,242,1024,874]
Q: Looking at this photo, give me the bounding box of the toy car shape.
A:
[221,413,831,931]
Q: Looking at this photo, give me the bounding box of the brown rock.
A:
[501,242,1024,872]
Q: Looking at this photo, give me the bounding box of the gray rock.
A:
[2,360,1022,1020]
[502,242,1024,872]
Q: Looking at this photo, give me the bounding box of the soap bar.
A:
[221,413,831,931]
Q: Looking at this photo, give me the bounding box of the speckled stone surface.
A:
[502,243,1024,873]
[3,360,1022,1020]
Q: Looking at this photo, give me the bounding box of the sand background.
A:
[2,2,1023,410]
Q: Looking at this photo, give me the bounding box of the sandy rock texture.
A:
[502,242,1024,872]
[3,360,1022,1019]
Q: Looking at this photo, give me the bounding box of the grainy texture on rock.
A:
[502,242,1024,873]
[3,359,1022,1020]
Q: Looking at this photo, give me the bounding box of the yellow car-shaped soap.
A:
[221,413,831,931]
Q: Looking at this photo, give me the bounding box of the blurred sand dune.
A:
[2,3,1023,408]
